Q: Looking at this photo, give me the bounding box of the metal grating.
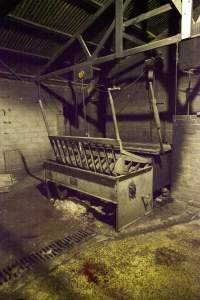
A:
[0,228,96,285]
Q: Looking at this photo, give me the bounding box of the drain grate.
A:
[0,228,95,285]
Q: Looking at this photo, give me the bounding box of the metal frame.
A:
[44,160,153,231]
[37,0,193,82]
[0,1,195,83]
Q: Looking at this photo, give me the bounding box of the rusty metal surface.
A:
[44,159,153,231]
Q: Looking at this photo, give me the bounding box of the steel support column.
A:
[115,0,123,57]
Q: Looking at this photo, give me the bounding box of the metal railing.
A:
[49,135,121,176]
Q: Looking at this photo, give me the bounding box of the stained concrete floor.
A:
[0,173,94,269]
[0,173,200,299]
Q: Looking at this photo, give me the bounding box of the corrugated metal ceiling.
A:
[12,0,90,35]
[0,0,198,76]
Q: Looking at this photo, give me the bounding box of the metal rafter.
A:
[37,0,114,78]
[40,34,181,81]
[81,0,102,9]
[0,58,22,81]
[123,32,144,46]
[170,0,182,14]
[38,0,187,82]
[115,0,123,57]
[93,21,115,57]
[181,0,193,39]
[92,0,135,59]
[77,35,91,58]
[124,4,172,28]
[108,29,169,80]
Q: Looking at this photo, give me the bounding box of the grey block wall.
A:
[172,115,200,207]
[0,80,61,177]
[0,79,102,178]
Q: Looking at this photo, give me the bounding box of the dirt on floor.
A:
[0,173,200,300]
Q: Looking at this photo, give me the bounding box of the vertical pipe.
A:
[38,99,51,136]
[149,82,164,153]
[107,88,123,152]
[115,0,123,57]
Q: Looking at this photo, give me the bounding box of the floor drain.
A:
[0,228,95,285]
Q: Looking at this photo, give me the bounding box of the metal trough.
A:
[42,87,153,231]
[44,136,153,231]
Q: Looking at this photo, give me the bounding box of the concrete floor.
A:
[0,173,93,269]
[0,173,200,299]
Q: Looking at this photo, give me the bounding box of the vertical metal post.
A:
[115,0,123,57]
[181,0,193,39]
[38,99,51,136]
[149,82,164,153]
[107,88,123,152]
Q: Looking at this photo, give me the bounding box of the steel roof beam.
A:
[115,0,124,57]
[77,35,92,58]
[92,0,134,59]
[124,4,172,28]
[170,0,182,14]
[93,21,115,57]
[0,58,23,81]
[82,0,102,9]
[39,34,181,81]
[37,0,114,78]
[123,32,144,46]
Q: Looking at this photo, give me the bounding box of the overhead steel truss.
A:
[37,0,195,82]
[0,0,197,82]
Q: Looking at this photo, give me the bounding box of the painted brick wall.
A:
[0,79,102,178]
[0,79,63,177]
[106,76,172,143]
[171,115,200,207]
[106,39,200,145]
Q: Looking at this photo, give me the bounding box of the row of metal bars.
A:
[49,137,118,176]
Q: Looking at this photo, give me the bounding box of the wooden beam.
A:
[124,4,172,27]
[37,0,114,77]
[115,0,123,57]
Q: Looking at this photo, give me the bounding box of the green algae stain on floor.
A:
[0,221,200,300]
